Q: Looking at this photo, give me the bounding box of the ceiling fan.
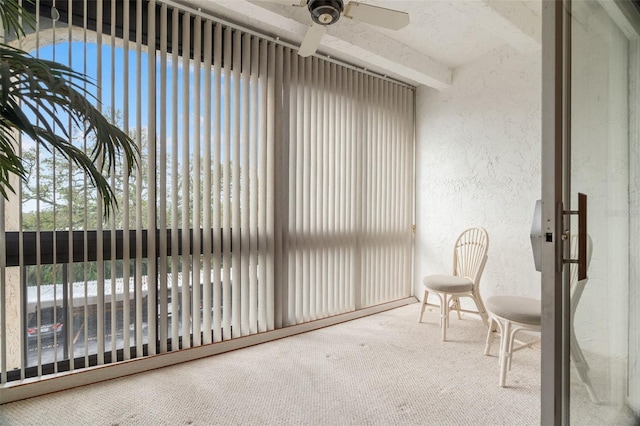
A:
[265,0,410,57]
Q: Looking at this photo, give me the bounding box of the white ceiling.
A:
[180,0,542,90]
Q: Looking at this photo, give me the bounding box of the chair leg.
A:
[472,294,489,327]
[451,297,462,320]
[499,320,512,387]
[418,290,429,323]
[431,293,443,328]
[506,327,517,371]
[484,317,497,355]
[495,319,504,360]
[441,294,449,341]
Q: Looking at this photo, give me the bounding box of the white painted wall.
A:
[414,45,542,307]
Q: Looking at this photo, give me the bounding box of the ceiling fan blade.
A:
[256,0,307,6]
[298,23,326,57]
[343,2,410,30]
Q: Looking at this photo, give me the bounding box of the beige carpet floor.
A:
[0,303,634,425]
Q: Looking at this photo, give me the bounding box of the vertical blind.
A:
[0,0,414,385]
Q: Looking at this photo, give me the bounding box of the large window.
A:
[0,0,414,385]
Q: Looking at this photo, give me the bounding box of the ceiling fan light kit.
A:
[308,0,344,25]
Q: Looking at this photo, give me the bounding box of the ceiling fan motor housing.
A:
[308,0,344,25]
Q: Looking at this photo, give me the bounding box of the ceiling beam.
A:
[318,19,452,90]
[180,0,452,89]
[479,0,542,53]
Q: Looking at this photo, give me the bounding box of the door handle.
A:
[563,193,587,280]
[577,193,587,280]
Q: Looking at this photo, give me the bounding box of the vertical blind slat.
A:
[309,56,317,321]
[158,2,169,352]
[320,59,328,318]
[134,0,144,357]
[248,35,259,336]
[35,0,42,376]
[202,20,213,345]
[336,65,344,314]
[390,83,399,299]
[212,24,223,343]
[380,81,387,302]
[122,0,132,360]
[281,47,292,327]
[355,71,364,310]
[192,15,202,348]
[95,0,105,366]
[302,57,315,322]
[295,55,305,324]
[222,26,232,340]
[405,87,414,294]
[274,44,284,329]
[65,0,75,372]
[266,41,276,331]
[170,5,180,348]
[240,34,251,336]
[249,37,260,334]
[258,39,268,332]
[362,73,369,307]
[232,29,242,338]
[109,0,118,361]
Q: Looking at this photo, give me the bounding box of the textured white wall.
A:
[414,45,542,307]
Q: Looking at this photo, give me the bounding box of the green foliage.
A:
[0,0,35,38]
[20,119,150,231]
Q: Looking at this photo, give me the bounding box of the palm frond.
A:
[0,0,36,38]
[0,42,138,218]
[0,125,25,198]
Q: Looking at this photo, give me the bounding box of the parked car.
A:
[27,307,64,342]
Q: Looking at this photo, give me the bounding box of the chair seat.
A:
[423,275,473,293]
[485,296,541,325]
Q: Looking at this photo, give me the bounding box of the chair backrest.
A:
[570,233,593,317]
[453,227,489,292]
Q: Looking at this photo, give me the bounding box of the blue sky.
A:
[35,41,235,148]
[38,41,158,131]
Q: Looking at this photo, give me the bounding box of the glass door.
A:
[542,0,640,424]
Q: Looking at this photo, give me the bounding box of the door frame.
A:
[541,0,567,424]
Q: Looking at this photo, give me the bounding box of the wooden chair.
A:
[418,227,489,341]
